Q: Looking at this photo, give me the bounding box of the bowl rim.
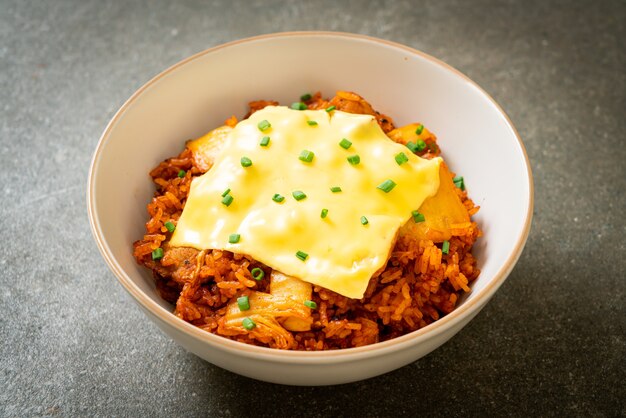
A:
[87,31,533,363]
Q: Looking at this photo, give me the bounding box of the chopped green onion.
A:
[395,152,409,165]
[325,105,336,112]
[339,138,352,149]
[415,124,425,135]
[406,139,426,153]
[296,250,309,261]
[272,193,285,203]
[251,268,265,281]
[292,190,307,201]
[164,221,176,233]
[260,136,270,146]
[242,317,256,330]
[151,248,164,261]
[347,154,360,165]
[228,233,240,244]
[240,157,252,167]
[221,194,234,206]
[453,176,466,191]
[411,210,425,223]
[299,150,315,163]
[257,120,271,131]
[304,300,317,309]
[377,179,397,193]
[300,93,312,101]
[442,240,450,254]
[237,296,250,311]
[291,102,307,110]
[177,169,186,178]
[330,186,342,193]
[221,188,231,197]
[321,208,328,219]
[307,120,318,126]
[361,216,369,225]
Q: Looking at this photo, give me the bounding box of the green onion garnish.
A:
[453,176,466,191]
[325,105,336,112]
[361,216,369,225]
[228,233,240,244]
[339,138,352,149]
[272,193,285,203]
[257,120,271,131]
[237,296,250,311]
[260,136,270,147]
[292,190,307,201]
[442,240,450,254]
[221,194,234,207]
[240,157,252,167]
[151,248,164,261]
[395,152,409,165]
[300,93,312,101]
[164,221,176,233]
[304,300,317,309]
[406,139,426,153]
[411,210,425,223]
[347,154,360,165]
[299,150,315,163]
[330,186,342,193]
[242,317,256,330]
[307,120,318,126]
[177,170,186,178]
[251,268,265,281]
[415,124,424,135]
[377,179,397,193]
[291,102,307,111]
[321,208,328,219]
[221,188,231,197]
[296,250,309,261]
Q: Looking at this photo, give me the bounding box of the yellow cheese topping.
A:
[170,106,441,299]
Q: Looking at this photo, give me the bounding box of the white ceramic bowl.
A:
[88,32,533,386]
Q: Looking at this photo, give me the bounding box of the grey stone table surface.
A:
[1,0,624,416]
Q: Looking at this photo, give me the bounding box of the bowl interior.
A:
[90,33,531,341]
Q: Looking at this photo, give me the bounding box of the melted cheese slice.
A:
[170,107,441,299]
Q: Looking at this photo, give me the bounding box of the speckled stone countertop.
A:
[1,0,624,416]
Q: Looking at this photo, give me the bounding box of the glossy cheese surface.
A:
[170,107,441,298]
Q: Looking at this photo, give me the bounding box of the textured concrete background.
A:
[1,0,624,416]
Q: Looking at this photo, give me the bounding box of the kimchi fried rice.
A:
[133,91,481,350]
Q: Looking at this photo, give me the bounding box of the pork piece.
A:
[143,244,199,284]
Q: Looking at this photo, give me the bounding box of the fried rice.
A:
[133,91,481,350]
